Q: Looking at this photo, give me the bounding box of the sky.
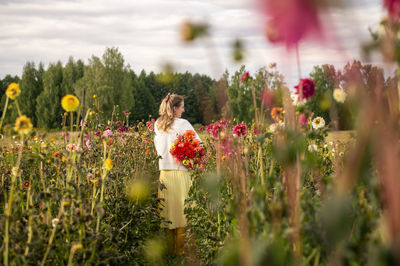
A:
[0,0,394,88]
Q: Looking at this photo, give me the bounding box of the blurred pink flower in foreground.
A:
[257,0,323,48]
[384,0,400,19]
[299,113,308,125]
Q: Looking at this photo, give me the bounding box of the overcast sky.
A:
[0,0,393,87]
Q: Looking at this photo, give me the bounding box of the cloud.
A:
[0,0,390,89]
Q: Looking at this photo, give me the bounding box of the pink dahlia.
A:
[233,124,248,138]
[240,72,250,82]
[103,129,113,137]
[294,78,315,100]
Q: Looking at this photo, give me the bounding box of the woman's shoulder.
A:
[174,118,191,126]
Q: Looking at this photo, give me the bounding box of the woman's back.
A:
[154,118,200,171]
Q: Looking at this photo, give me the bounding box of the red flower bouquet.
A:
[170,130,206,169]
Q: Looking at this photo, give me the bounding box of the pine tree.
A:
[36,62,64,129]
[130,70,156,121]
[19,62,43,126]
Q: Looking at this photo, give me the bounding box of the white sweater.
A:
[154,118,201,171]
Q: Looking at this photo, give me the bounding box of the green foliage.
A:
[308,64,338,126]
[0,112,163,265]
[130,70,158,121]
[75,47,134,123]
[36,62,64,129]
[227,65,285,123]
[19,62,44,126]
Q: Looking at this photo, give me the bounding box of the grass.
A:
[326,130,355,143]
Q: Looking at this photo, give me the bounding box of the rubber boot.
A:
[175,227,185,256]
[165,228,176,255]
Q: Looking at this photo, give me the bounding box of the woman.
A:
[154,93,201,256]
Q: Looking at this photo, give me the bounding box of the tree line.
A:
[0,47,220,129]
[0,46,396,130]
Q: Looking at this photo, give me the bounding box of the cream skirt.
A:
[158,170,192,229]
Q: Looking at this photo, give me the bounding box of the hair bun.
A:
[164,93,171,102]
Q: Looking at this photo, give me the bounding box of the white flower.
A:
[312,117,325,130]
[52,218,59,228]
[308,144,318,152]
[40,141,47,148]
[269,123,277,133]
[290,93,306,106]
[329,141,333,146]
[333,88,347,103]
[74,144,83,153]
[269,121,284,133]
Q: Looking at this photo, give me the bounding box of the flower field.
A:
[1,1,400,265]
[0,67,399,266]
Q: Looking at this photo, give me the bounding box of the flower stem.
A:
[40,205,63,266]
[0,96,10,132]
[296,44,302,79]
[70,112,73,133]
[3,134,24,266]
[14,100,22,116]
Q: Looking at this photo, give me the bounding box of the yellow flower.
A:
[14,115,33,135]
[6,83,20,100]
[104,158,113,171]
[61,94,80,112]
[93,95,97,99]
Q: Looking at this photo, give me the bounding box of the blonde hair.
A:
[157,93,185,132]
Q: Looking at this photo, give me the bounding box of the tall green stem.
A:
[3,134,24,266]
[0,96,10,132]
[14,100,22,116]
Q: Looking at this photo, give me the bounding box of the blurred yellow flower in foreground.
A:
[61,94,80,112]
[6,83,20,100]
[14,115,33,135]
[104,158,113,171]
[126,179,150,202]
